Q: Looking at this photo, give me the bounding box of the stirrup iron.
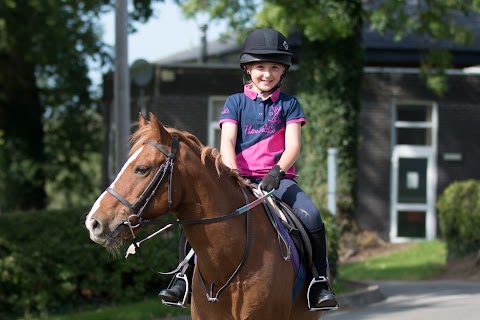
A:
[161,273,190,308]
[307,276,339,311]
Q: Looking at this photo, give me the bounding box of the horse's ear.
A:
[138,113,149,127]
[148,112,170,140]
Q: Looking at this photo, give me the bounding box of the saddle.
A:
[249,183,316,279]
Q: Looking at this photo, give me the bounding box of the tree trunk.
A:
[0,51,46,211]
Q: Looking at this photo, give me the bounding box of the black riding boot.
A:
[308,227,339,310]
[158,229,193,305]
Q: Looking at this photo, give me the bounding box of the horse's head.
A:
[85,113,179,248]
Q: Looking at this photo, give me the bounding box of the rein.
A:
[138,187,274,227]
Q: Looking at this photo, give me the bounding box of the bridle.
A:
[106,139,178,227]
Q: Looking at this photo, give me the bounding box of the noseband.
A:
[106,138,179,227]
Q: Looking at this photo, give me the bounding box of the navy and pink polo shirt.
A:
[219,85,306,179]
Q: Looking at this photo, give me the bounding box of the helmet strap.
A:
[263,75,284,96]
[242,70,252,86]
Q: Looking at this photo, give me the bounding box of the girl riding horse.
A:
[85,112,327,319]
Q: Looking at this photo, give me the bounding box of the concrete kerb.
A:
[336,280,385,309]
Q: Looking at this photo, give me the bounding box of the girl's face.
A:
[245,62,285,95]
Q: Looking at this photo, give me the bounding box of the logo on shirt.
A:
[268,106,282,124]
[221,107,230,115]
[244,124,276,135]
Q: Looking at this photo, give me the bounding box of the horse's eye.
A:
[134,165,150,175]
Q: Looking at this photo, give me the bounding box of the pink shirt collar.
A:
[244,85,281,102]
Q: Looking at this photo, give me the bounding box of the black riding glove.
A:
[260,165,285,192]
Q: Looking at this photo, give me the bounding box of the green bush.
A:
[0,208,178,319]
[437,179,480,258]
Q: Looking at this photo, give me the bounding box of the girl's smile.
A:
[246,62,285,97]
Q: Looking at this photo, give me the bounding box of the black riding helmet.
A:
[240,28,292,70]
[240,28,292,89]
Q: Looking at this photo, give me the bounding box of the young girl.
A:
[218,28,338,310]
[159,28,338,311]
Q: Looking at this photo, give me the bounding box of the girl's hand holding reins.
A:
[260,165,285,192]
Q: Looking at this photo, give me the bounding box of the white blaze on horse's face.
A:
[109,146,145,190]
[85,147,144,244]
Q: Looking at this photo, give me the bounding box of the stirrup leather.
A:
[307,276,339,311]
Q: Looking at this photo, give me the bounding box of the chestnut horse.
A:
[85,113,321,320]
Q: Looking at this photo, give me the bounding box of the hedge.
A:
[0,208,178,319]
[0,205,340,319]
[437,179,480,258]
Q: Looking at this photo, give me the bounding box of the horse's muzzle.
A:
[85,215,124,248]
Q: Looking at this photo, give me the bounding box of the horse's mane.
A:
[129,122,244,184]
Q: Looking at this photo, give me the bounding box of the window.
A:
[208,96,227,149]
[397,158,427,203]
[397,210,426,238]
[394,104,433,146]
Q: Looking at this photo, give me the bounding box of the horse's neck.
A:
[176,169,251,277]
[177,170,247,233]
[175,167,245,220]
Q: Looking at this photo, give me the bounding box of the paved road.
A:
[323,280,480,320]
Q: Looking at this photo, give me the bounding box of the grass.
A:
[338,240,447,281]
[44,240,447,319]
[45,300,191,320]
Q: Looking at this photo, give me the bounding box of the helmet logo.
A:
[283,40,289,51]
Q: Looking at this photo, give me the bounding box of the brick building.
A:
[102,23,480,242]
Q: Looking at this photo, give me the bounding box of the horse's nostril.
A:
[88,217,104,236]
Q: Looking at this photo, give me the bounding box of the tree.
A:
[174,0,480,221]
[0,0,162,212]
[366,0,480,95]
